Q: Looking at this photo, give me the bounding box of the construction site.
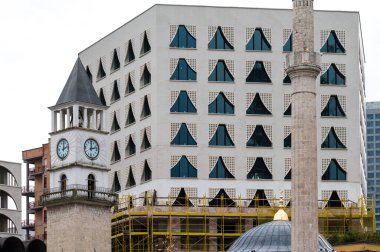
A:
[111,190,375,252]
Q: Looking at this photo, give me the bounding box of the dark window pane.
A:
[283,33,293,52]
[320,64,345,85]
[247,157,272,179]
[141,31,151,55]
[284,104,292,116]
[111,49,120,71]
[209,92,234,114]
[284,134,291,148]
[246,93,271,115]
[321,95,346,117]
[209,125,234,146]
[246,28,271,51]
[247,125,272,147]
[321,31,345,53]
[208,26,234,50]
[208,60,234,82]
[209,157,234,178]
[321,127,346,149]
[125,40,135,63]
[246,61,271,83]
[322,159,346,180]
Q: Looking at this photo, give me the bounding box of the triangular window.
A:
[125,105,136,126]
[208,60,234,82]
[170,58,196,81]
[97,60,106,80]
[99,88,107,106]
[284,169,292,180]
[283,33,293,52]
[209,189,236,207]
[140,31,151,55]
[283,74,291,84]
[208,92,234,114]
[125,74,135,95]
[322,159,346,181]
[111,113,120,132]
[248,190,270,208]
[208,26,234,50]
[247,125,272,147]
[326,191,344,208]
[126,167,136,188]
[246,61,271,83]
[112,172,121,192]
[170,25,196,49]
[246,28,271,51]
[111,142,121,162]
[284,133,291,148]
[172,188,193,207]
[170,91,197,113]
[246,93,271,115]
[171,124,197,145]
[209,157,234,179]
[141,129,151,150]
[125,40,135,64]
[321,95,346,117]
[247,158,272,180]
[209,125,234,146]
[141,160,152,182]
[111,80,120,103]
[141,95,151,118]
[111,49,120,71]
[321,31,345,53]
[171,156,197,178]
[320,64,345,85]
[125,136,136,157]
[321,127,346,149]
[140,65,151,87]
[86,66,92,82]
[284,104,292,116]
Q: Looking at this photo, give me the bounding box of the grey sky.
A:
[0,0,378,163]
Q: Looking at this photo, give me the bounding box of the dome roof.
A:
[227,220,335,252]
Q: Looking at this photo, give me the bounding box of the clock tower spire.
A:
[43,58,116,252]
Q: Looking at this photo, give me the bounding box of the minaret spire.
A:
[286,0,321,251]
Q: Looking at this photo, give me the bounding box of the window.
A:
[141,160,152,182]
[141,129,151,150]
[367,121,373,127]
[376,114,380,119]
[126,167,136,188]
[60,174,67,193]
[112,172,121,192]
[321,95,346,117]
[284,169,292,180]
[208,26,233,50]
[209,189,236,207]
[125,74,135,95]
[246,93,271,115]
[320,64,345,85]
[171,124,197,145]
[141,95,151,118]
[326,191,344,208]
[247,157,272,179]
[283,33,292,52]
[110,49,120,71]
[248,190,270,207]
[86,66,92,82]
[43,210,47,224]
[126,136,136,156]
[321,127,346,149]
[170,25,196,48]
[97,60,106,80]
[246,61,271,83]
[247,125,272,147]
[284,104,292,116]
[170,91,197,113]
[110,113,120,132]
[208,60,234,82]
[172,188,193,207]
[88,174,95,199]
[322,159,346,181]
[171,156,197,178]
[110,80,120,103]
[209,157,234,178]
[170,58,196,81]
[209,92,234,114]
[368,114,374,120]
[284,134,291,148]
[140,31,151,55]
[283,74,291,84]
[140,65,151,87]
[209,125,234,146]
[99,88,107,106]
[125,40,135,64]
[125,105,135,126]
[321,31,345,53]
[246,28,271,51]
[111,142,121,162]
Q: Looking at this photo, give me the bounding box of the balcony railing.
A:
[22,186,35,196]
[29,166,45,176]
[21,220,35,229]
[41,184,117,206]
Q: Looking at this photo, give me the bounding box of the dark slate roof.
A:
[56,58,103,106]
[227,220,335,252]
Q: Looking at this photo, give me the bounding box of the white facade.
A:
[78,5,366,204]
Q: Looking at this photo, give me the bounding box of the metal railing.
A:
[22,186,35,193]
[21,220,35,228]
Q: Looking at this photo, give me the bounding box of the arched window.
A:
[60,174,67,196]
[246,93,271,115]
[208,92,234,114]
[246,28,271,51]
[322,159,346,181]
[170,58,196,81]
[88,174,95,199]
[246,61,271,83]
[247,158,272,180]
[321,127,346,149]
[321,95,346,117]
[171,156,197,178]
[170,25,196,48]
[320,64,345,85]
[209,125,234,146]
[208,26,234,50]
[171,124,197,145]
[247,125,272,147]
[321,31,345,53]
[209,157,234,179]
[170,91,197,113]
[208,60,234,82]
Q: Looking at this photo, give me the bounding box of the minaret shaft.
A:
[286,0,321,251]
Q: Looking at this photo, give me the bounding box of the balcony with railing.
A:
[22,186,35,197]
[28,166,45,180]
[21,220,35,230]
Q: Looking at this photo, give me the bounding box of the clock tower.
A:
[42,58,116,252]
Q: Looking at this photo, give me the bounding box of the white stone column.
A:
[66,107,71,128]
[73,105,79,127]
[59,110,65,130]
[51,111,57,132]
[83,108,88,129]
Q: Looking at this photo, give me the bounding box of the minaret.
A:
[42,58,116,251]
[285,0,321,251]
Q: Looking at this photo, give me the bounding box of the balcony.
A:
[28,166,45,180]
[22,186,35,197]
[21,220,35,231]
[28,201,43,214]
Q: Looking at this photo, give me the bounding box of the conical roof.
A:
[55,58,103,106]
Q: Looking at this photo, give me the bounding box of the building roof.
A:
[55,58,103,106]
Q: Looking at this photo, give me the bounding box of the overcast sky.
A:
[0,0,378,163]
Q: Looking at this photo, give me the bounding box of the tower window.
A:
[125,73,135,95]
[171,123,197,146]
[125,135,136,157]
[110,49,120,71]
[246,28,271,51]
[170,25,196,48]
[126,167,136,188]
[209,157,234,179]
[321,127,346,149]
[141,160,152,182]
[208,60,234,82]
[321,95,346,117]
[247,158,272,180]
[110,80,120,103]
[246,93,271,115]
[125,40,135,64]
[140,65,151,87]
[321,31,345,53]
[171,156,197,178]
[111,142,121,162]
[125,104,136,126]
[170,91,197,113]
[209,125,234,147]
[320,64,345,85]
[208,92,234,114]
[247,125,272,147]
[246,61,271,83]
[140,31,151,55]
[208,26,234,50]
[97,60,106,80]
[322,159,346,181]
[170,58,196,81]
[141,95,151,119]
[283,33,293,52]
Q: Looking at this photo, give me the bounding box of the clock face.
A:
[57,138,69,160]
[84,138,99,160]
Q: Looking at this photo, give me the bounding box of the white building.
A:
[78,5,366,207]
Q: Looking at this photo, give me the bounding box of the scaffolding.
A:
[111,193,375,252]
